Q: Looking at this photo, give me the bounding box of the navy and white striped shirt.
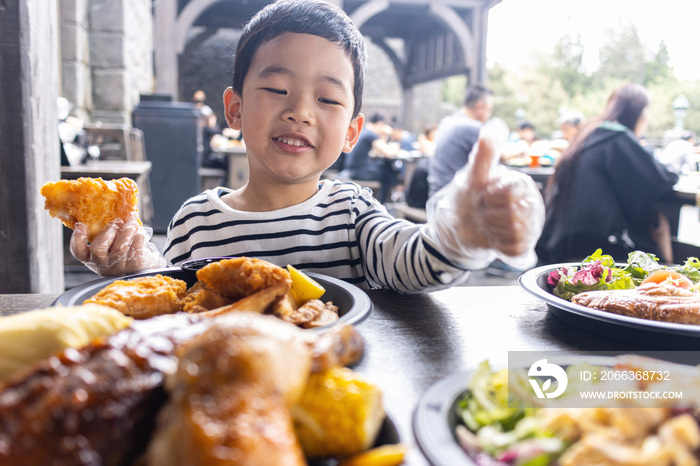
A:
[163,180,469,292]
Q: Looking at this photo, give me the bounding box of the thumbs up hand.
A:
[427,134,545,270]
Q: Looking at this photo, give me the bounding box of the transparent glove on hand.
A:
[70,212,167,276]
[426,121,545,270]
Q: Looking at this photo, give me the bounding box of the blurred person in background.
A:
[428,84,493,195]
[536,83,679,265]
[559,110,586,143]
[417,125,437,157]
[338,112,399,203]
[657,130,698,175]
[516,121,537,145]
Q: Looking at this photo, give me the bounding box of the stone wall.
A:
[362,39,450,136]
[60,0,91,121]
[60,0,153,124]
[0,0,63,293]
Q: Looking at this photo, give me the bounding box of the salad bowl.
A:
[518,263,700,348]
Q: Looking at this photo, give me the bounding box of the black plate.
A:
[55,267,373,331]
[519,263,700,348]
[309,415,400,466]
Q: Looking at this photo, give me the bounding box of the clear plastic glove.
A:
[426,122,545,270]
[70,211,167,276]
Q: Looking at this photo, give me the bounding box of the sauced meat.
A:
[0,313,207,466]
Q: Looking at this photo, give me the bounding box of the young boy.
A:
[71,0,543,292]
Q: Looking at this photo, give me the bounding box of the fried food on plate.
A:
[199,283,291,317]
[180,281,229,314]
[41,177,140,241]
[196,257,292,300]
[0,307,365,465]
[84,274,187,319]
[146,313,312,465]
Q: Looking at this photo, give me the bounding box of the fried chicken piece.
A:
[180,281,230,313]
[572,283,700,325]
[196,257,292,300]
[200,284,291,317]
[146,313,312,466]
[306,324,365,372]
[84,274,187,319]
[41,177,140,242]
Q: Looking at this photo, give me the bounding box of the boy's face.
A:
[224,33,363,185]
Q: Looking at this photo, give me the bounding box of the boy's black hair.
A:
[232,0,367,119]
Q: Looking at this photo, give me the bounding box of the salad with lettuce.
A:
[454,359,700,465]
[546,249,700,301]
[455,361,566,466]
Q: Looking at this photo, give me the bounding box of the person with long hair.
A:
[536,83,678,264]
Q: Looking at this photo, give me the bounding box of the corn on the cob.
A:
[293,366,385,458]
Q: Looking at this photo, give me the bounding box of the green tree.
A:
[596,22,648,85]
[645,40,674,86]
[440,75,467,108]
[539,33,592,98]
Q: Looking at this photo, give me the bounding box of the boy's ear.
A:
[343,113,364,152]
[223,87,242,130]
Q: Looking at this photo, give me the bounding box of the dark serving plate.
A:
[518,263,700,348]
[55,267,373,331]
[413,371,476,466]
[310,415,400,466]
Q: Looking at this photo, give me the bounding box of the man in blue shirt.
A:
[428,85,493,196]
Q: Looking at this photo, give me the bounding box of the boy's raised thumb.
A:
[467,137,496,191]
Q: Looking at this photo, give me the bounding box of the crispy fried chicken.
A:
[41,177,140,242]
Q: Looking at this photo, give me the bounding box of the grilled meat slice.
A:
[571,283,700,325]
[0,313,207,466]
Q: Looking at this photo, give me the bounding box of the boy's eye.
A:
[263,88,286,95]
[318,98,340,105]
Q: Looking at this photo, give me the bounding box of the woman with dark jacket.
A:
[536,83,679,264]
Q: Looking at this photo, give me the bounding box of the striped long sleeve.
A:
[163,180,469,292]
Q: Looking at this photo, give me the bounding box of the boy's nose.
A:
[283,97,314,125]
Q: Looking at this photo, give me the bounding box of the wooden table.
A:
[0,284,662,465]
[508,165,554,194]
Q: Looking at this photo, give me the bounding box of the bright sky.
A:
[487,0,700,81]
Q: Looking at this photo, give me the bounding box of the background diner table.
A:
[1,282,657,465]
[213,145,248,189]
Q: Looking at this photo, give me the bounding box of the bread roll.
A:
[0,304,132,382]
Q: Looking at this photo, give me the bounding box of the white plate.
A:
[518,263,700,347]
[415,355,700,465]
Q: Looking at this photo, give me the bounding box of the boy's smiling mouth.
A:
[274,136,310,147]
[272,135,314,151]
